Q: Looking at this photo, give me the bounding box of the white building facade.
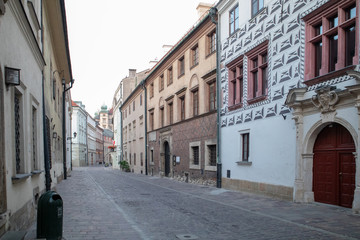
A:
[71,101,88,167]
[217,0,359,211]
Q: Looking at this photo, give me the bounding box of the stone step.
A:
[0,231,26,240]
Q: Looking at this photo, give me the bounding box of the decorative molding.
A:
[311,86,339,113]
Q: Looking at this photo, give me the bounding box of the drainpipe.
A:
[40,0,51,191]
[143,81,148,175]
[119,108,123,164]
[62,79,74,180]
[210,7,222,188]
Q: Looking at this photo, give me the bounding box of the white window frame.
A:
[237,129,252,165]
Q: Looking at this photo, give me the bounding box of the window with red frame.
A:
[209,82,216,111]
[227,57,244,109]
[159,74,164,92]
[167,67,173,85]
[149,83,154,98]
[304,0,358,82]
[246,42,268,103]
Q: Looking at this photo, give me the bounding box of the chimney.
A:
[149,59,158,69]
[196,2,213,18]
[162,45,173,55]
[129,69,136,78]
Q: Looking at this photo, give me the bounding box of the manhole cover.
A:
[176,234,198,239]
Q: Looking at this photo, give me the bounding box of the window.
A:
[180,96,185,120]
[229,5,239,35]
[149,111,154,131]
[246,42,268,103]
[178,56,185,77]
[209,82,216,111]
[134,153,136,166]
[140,94,142,106]
[14,92,23,174]
[129,153,132,165]
[207,30,216,55]
[242,133,250,161]
[168,102,173,124]
[189,141,201,169]
[193,89,199,116]
[252,0,264,17]
[167,67,173,85]
[150,149,154,164]
[160,107,164,127]
[159,74,164,92]
[133,101,135,111]
[141,152,143,166]
[304,1,358,82]
[192,146,199,165]
[191,44,199,67]
[52,79,56,100]
[227,57,244,109]
[149,83,154,98]
[208,145,216,166]
[32,106,37,171]
[129,105,131,115]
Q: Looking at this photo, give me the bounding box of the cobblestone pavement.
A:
[27,166,360,240]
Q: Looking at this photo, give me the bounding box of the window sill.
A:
[247,95,267,105]
[178,73,185,79]
[228,102,243,111]
[205,166,217,171]
[304,65,356,86]
[31,170,44,176]
[206,51,216,59]
[12,173,32,183]
[190,164,201,170]
[190,63,199,70]
[236,161,252,166]
[250,7,267,20]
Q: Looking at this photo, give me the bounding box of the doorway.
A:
[164,141,170,177]
[313,123,356,208]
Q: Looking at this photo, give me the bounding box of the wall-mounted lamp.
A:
[53,132,58,139]
[73,132,77,138]
[5,67,20,86]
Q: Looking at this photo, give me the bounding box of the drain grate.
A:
[176,234,198,239]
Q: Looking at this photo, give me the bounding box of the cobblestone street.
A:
[26,166,360,240]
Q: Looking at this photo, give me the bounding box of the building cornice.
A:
[8,0,45,68]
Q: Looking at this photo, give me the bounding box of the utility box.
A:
[37,191,63,239]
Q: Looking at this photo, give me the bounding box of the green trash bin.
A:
[37,191,63,240]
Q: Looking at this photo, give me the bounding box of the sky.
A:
[65,0,216,116]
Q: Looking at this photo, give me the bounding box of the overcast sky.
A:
[65,0,216,116]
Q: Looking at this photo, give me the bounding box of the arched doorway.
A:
[164,141,170,177]
[313,123,356,208]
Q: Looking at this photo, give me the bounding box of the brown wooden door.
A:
[313,123,355,208]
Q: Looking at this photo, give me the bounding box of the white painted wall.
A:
[221,115,296,186]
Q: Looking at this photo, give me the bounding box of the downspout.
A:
[120,108,123,164]
[41,0,51,191]
[143,81,148,175]
[62,80,74,180]
[210,7,222,188]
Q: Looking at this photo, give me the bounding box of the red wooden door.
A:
[313,123,355,208]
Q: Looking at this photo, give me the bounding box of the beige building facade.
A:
[0,0,73,236]
[112,69,148,169]
[121,85,146,174]
[145,4,217,183]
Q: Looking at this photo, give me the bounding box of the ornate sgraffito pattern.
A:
[220,0,337,128]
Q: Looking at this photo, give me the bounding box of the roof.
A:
[72,101,79,107]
